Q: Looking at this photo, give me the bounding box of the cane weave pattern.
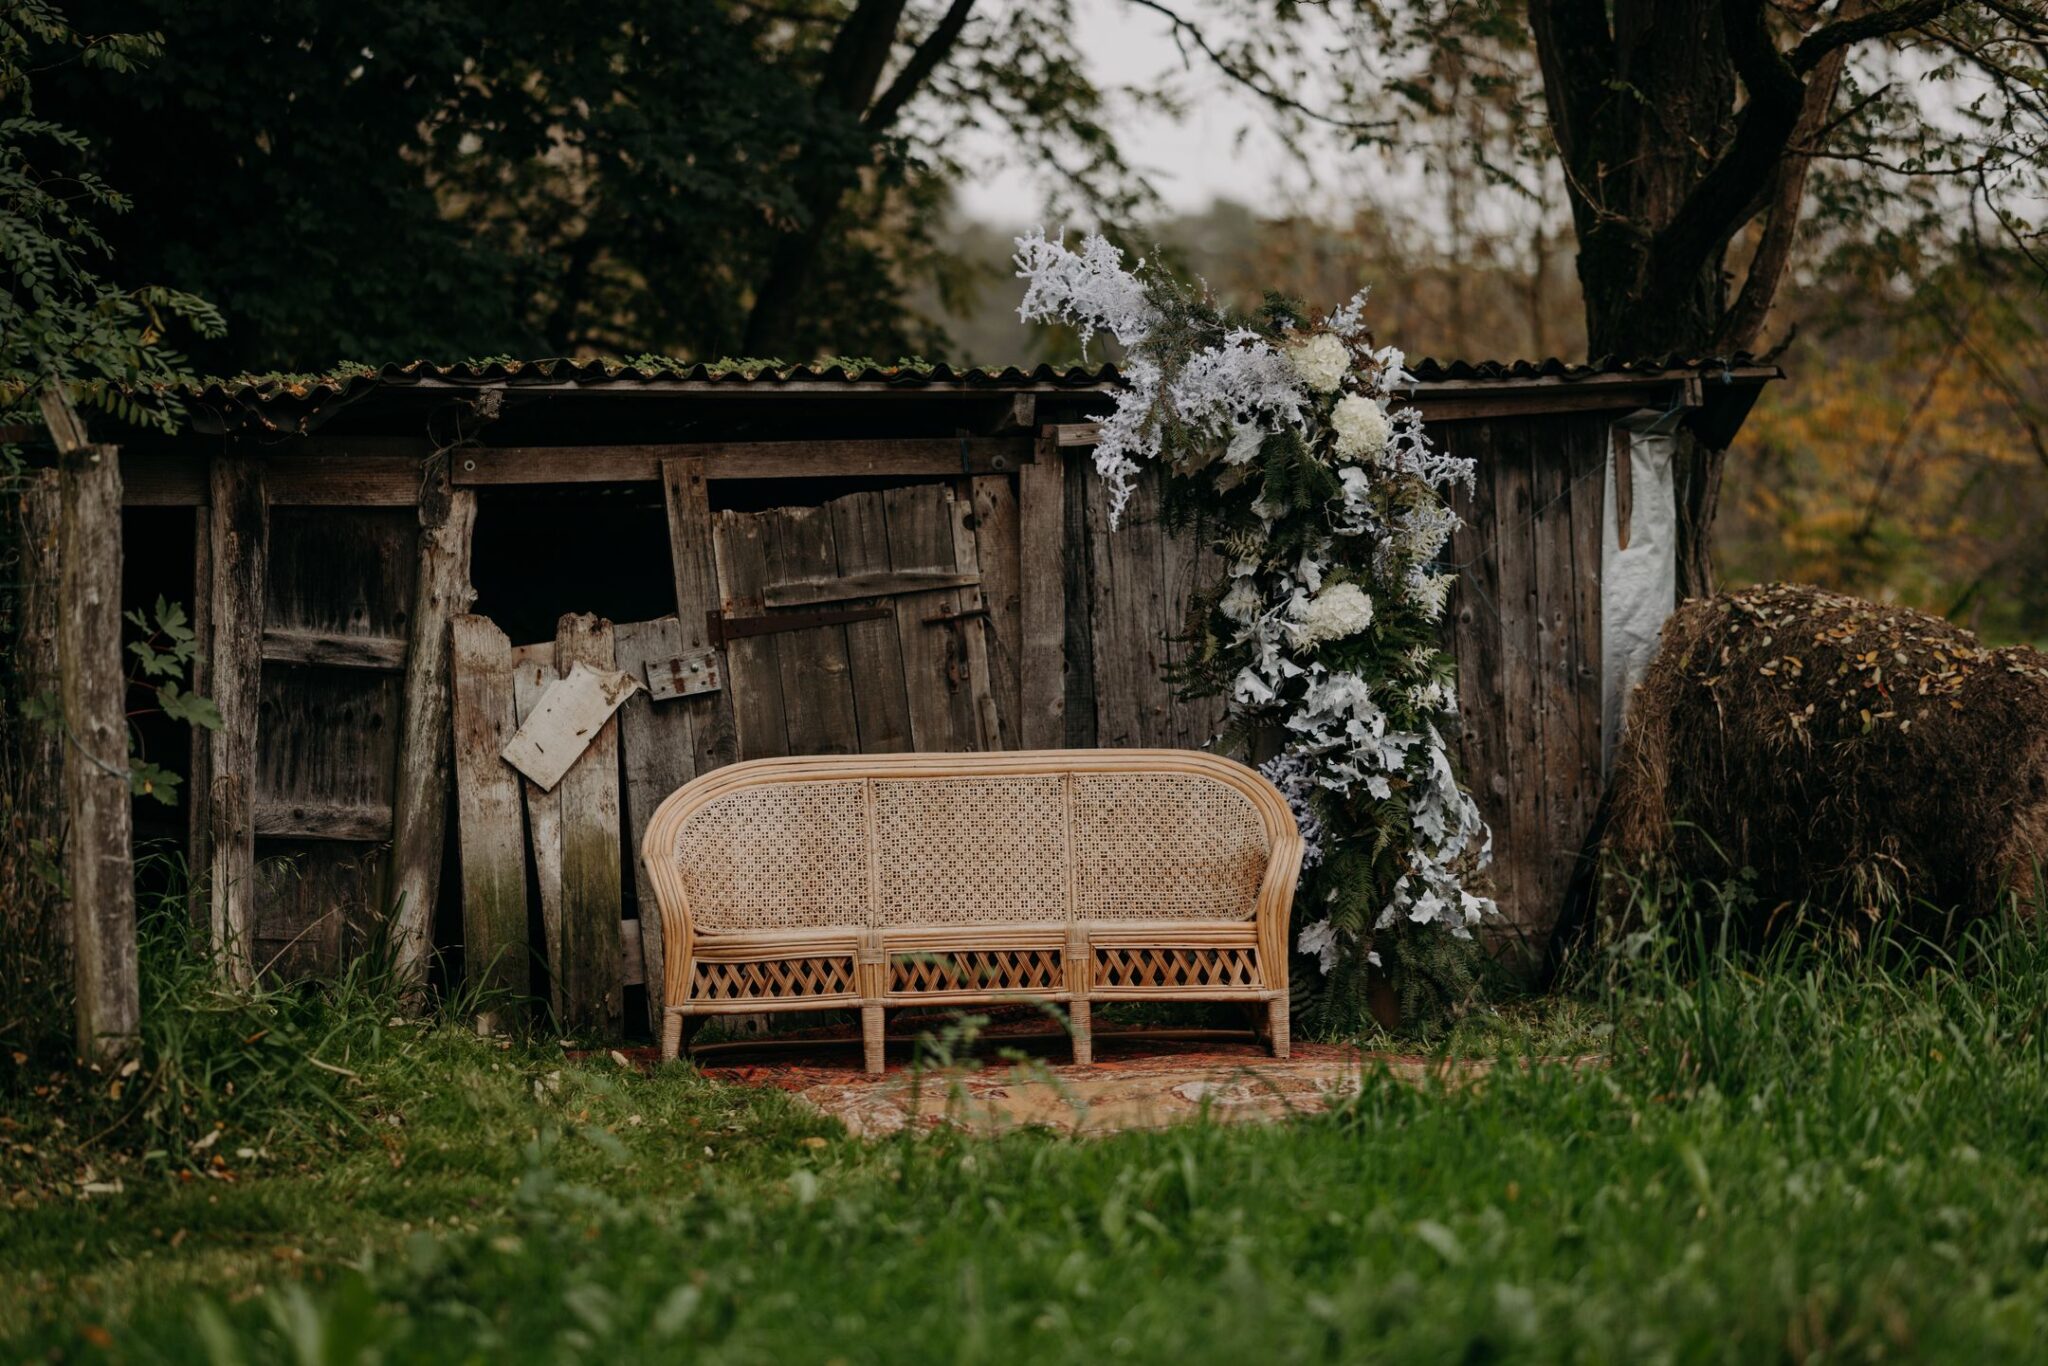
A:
[1073,774,1268,922]
[1093,946,1262,990]
[673,780,868,931]
[690,954,858,1001]
[889,947,1064,995]
[875,776,1065,925]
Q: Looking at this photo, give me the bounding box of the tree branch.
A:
[865,0,977,132]
[1120,0,1394,135]
[1789,0,1959,72]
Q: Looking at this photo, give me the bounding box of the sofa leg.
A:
[661,1010,686,1062]
[861,1005,886,1075]
[1070,1000,1092,1066]
[1267,995,1290,1060]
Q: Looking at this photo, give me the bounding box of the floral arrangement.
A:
[1015,230,1495,1024]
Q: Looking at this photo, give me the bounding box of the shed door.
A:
[710,484,998,757]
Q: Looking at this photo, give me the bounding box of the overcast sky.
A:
[952,1,1347,226]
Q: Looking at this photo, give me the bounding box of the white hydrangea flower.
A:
[1219,577,1262,623]
[1331,394,1390,459]
[1293,581,1374,647]
[1286,332,1350,393]
[1296,918,1341,975]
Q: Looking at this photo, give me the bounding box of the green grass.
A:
[6,892,2048,1363]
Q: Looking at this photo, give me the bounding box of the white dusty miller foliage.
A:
[1015,229,1497,990]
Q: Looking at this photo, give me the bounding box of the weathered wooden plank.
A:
[265,507,417,637]
[712,510,791,758]
[454,437,1034,486]
[1017,442,1067,750]
[251,843,363,982]
[252,799,394,841]
[661,459,737,777]
[259,628,407,670]
[948,483,1002,750]
[510,643,564,1016]
[763,506,860,755]
[15,471,67,974]
[389,486,477,989]
[253,668,402,815]
[1158,495,1227,751]
[1440,422,1510,924]
[58,445,138,1059]
[121,453,424,507]
[188,503,214,924]
[827,490,915,754]
[449,614,529,1031]
[1493,424,1545,934]
[500,662,641,790]
[1088,467,1171,747]
[204,451,268,985]
[1061,448,1098,748]
[551,614,625,1038]
[613,616,697,1034]
[1530,420,1582,946]
[762,568,981,609]
[970,472,1023,749]
[885,483,985,752]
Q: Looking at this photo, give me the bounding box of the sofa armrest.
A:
[1253,832,1305,989]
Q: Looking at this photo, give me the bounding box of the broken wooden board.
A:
[500,661,640,791]
[642,646,722,702]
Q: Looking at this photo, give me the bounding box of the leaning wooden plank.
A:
[552,614,626,1038]
[500,661,641,790]
[661,458,737,776]
[389,485,479,991]
[1016,441,1067,749]
[58,443,138,1060]
[204,450,268,986]
[613,617,698,1034]
[450,614,529,1032]
[511,643,565,1017]
[884,484,982,752]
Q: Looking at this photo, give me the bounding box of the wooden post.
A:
[449,614,527,1030]
[1017,433,1067,750]
[510,643,565,1017]
[186,503,213,919]
[553,613,624,1038]
[388,475,477,990]
[203,451,267,985]
[56,442,138,1059]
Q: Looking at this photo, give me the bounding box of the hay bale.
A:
[1606,583,2048,934]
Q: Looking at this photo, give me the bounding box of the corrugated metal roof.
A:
[185,359,1120,406]
[184,353,1776,406]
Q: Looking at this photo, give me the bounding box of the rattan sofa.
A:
[640,749,1304,1072]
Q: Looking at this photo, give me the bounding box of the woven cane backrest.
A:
[649,751,1291,938]
[670,779,869,932]
[874,775,1066,925]
[1073,772,1269,921]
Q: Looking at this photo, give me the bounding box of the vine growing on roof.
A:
[1015,230,1495,1027]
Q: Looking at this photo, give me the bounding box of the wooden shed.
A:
[109,356,1775,1031]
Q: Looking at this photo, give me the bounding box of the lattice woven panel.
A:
[1093,946,1261,990]
[875,776,1066,925]
[689,955,858,1002]
[674,781,869,931]
[889,947,1064,995]
[1074,774,1267,921]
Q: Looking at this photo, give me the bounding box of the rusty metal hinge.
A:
[706,605,890,646]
